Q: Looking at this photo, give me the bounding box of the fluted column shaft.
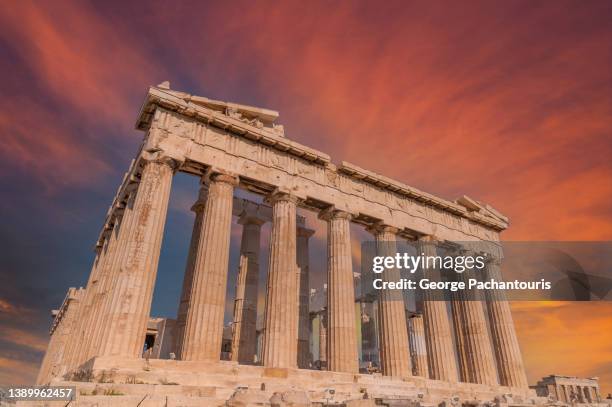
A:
[262,192,299,368]
[451,252,498,385]
[319,312,327,369]
[418,237,459,382]
[76,234,115,364]
[83,207,136,362]
[370,225,412,377]
[321,209,358,373]
[94,190,140,358]
[408,314,429,377]
[484,257,528,388]
[297,226,314,368]
[98,158,175,357]
[66,244,103,367]
[231,215,264,364]
[64,237,110,369]
[181,173,238,361]
[37,288,83,384]
[175,185,207,358]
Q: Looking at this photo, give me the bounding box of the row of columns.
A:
[59,158,177,374]
[555,383,600,403]
[419,240,528,387]
[173,183,364,372]
[58,157,527,389]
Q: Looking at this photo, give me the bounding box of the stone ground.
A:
[12,357,612,406]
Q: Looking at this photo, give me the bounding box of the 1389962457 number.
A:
[1,386,76,401]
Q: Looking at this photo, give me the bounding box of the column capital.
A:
[297,226,315,238]
[238,214,266,226]
[318,207,353,222]
[205,170,239,187]
[458,247,475,256]
[418,234,440,243]
[485,254,502,267]
[142,154,182,172]
[265,189,300,205]
[366,222,399,236]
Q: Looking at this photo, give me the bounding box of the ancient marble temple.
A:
[36,83,534,405]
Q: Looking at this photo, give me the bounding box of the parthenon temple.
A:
[35,83,602,406]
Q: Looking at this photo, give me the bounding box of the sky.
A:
[0,0,611,393]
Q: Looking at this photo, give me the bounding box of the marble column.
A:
[98,157,176,357]
[231,214,264,364]
[81,205,134,363]
[561,385,569,403]
[585,387,593,403]
[36,288,83,384]
[297,224,315,369]
[320,209,358,373]
[66,243,103,365]
[319,312,328,370]
[369,224,412,377]
[175,185,207,358]
[181,173,238,361]
[93,188,140,358]
[593,386,600,402]
[418,236,459,382]
[408,314,429,378]
[578,387,585,403]
[484,256,528,388]
[262,191,299,368]
[63,236,109,370]
[451,250,498,385]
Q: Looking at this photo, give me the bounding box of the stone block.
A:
[345,400,378,407]
[264,368,289,378]
[227,387,271,406]
[269,390,310,407]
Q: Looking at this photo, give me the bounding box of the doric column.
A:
[231,214,264,364]
[561,385,569,402]
[368,224,412,377]
[484,256,528,388]
[97,157,176,357]
[37,288,84,384]
[297,224,315,369]
[585,387,593,403]
[408,313,428,378]
[551,385,560,401]
[81,204,136,363]
[319,312,327,370]
[65,244,103,368]
[175,184,207,358]
[451,250,498,385]
[320,208,358,373]
[181,172,238,361]
[92,188,140,359]
[262,191,299,368]
[63,238,109,370]
[418,236,459,382]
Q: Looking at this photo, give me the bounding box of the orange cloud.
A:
[0,298,19,315]
[0,357,39,387]
[0,298,36,320]
[0,98,111,191]
[0,1,160,124]
[512,302,612,393]
[161,1,612,241]
[1,326,48,353]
